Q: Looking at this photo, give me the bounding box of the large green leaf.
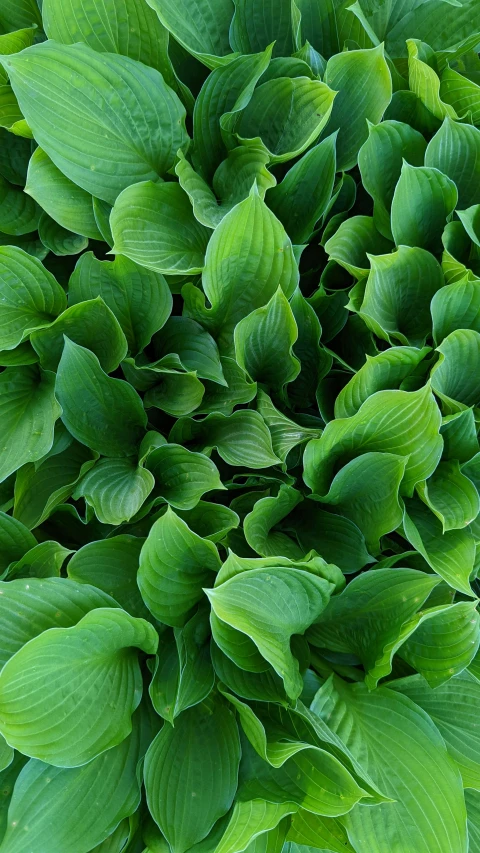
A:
[55,338,147,457]
[73,457,155,525]
[138,507,221,626]
[243,486,304,559]
[312,677,468,853]
[324,44,392,171]
[206,566,333,699]
[0,710,145,853]
[418,459,479,531]
[441,65,480,125]
[234,289,300,390]
[0,365,61,484]
[229,0,294,56]
[425,117,480,208]
[431,328,480,411]
[144,695,240,853]
[68,252,173,355]
[144,0,234,65]
[0,608,158,766]
[358,119,427,239]
[324,215,393,280]
[431,277,480,343]
[2,41,188,204]
[169,410,280,468]
[407,38,458,122]
[303,384,443,497]
[0,246,66,350]
[145,443,224,509]
[391,162,458,253]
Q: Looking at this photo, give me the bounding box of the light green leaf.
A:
[196,356,257,415]
[425,117,480,208]
[55,338,147,457]
[357,246,445,345]
[138,507,221,626]
[358,119,427,239]
[457,204,480,248]
[311,677,467,853]
[193,49,272,183]
[324,44,392,171]
[223,76,336,164]
[431,277,480,343]
[67,536,149,620]
[441,65,480,125]
[7,540,73,581]
[25,148,102,240]
[0,365,61,484]
[68,252,173,355]
[418,459,479,531]
[110,181,210,274]
[308,568,441,688]
[183,184,298,351]
[403,496,475,595]
[407,38,458,121]
[213,799,296,853]
[0,576,118,671]
[441,407,480,463]
[398,603,480,687]
[152,317,225,385]
[73,457,154,526]
[206,566,332,699]
[335,346,430,418]
[0,246,66,351]
[144,0,234,66]
[392,670,480,788]
[303,384,443,497]
[431,328,480,411]
[256,391,322,463]
[243,486,304,558]
[0,608,157,767]
[0,175,40,236]
[145,444,224,510]
[0,712,145,853]
[38,213,89,257]
[467,789,480,853]
[144,695,240,853]
[266,133,337,245]
[175,502,239,543]
[234,289,300,389]
[324,215,393,279]
[287,810,355,853]
[391,162,458,253]
[2,41,189,204]
[170,410,280,468]
[31,297,128,373]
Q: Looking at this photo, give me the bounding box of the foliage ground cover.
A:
[1,0,480,851]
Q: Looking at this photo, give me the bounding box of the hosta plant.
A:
[1,0,480,851]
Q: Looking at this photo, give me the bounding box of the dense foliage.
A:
[1,0,480,851]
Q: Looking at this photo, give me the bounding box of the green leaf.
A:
[398,602,480,687]
[432,277,480,343]
[407,38,458,121]
[212,799,296,853]
[403,496,475,595]
[324,44,393,171]
[256,391,322,463]
[73,457,155,526]
[324,215,393,279]
[0,607,157,767]
[69,252,173,355]
[2,41,189,204]
[418,459,479,531]
[110,181,210,274]
[175,502,239,543]
[0,365,61,484]
[55,338,147,457]
[183,184,298,352]
[358,119,427,239]
[7,540,73,581]
[0,511,36,575]
[287,811,355,853]
[303,384,443,497]
[392,670,480,788]
[0,175,40,236]
[0,712,145,853]
[311,677,468,853]
[144,0,234,65]
[431,328,480,411]
[425,117,480,208]
[145,443,224,510]
[31,297,128,373]
[0,577,119,669]
[144,695,240,853]
[0,246,66,350]
[441,65,480,125]
[67,535,150,620]
[38,213,89,257]
[152,317,225,385]
[467,789,480,853]
[356,245,445,345]
[223,76,336,164]
[391,162,458,253]
[335,346,430,418]
[308,568,441,688]
[293,504,374,574]
[234,289,300,389]
[169,410,280,468]
[138,507,221,626]
[243,486,304,558]
[25,148,102,240]
[193,49,272,183]
[230,0,294,56]
[266,133,337,245]
[206,566,332,700]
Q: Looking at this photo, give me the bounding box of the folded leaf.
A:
[170,410,280,468]
[234,289,300,389]
[391,162,458,253]
[145,443,224,509]
[425,117,480,208]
